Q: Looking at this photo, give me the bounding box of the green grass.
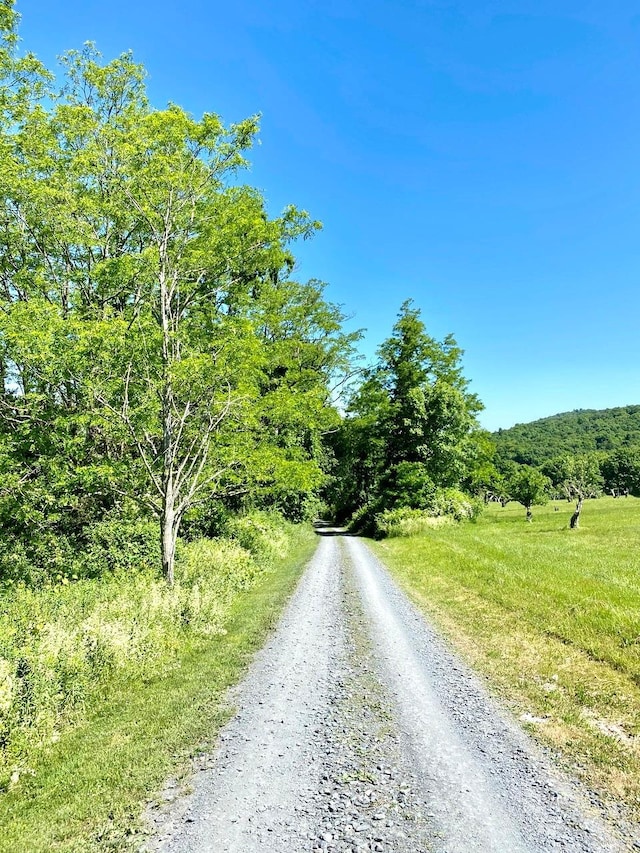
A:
[370,497,640,818]
[0,528,317,852]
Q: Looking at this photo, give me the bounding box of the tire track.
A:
[144,535,635,853]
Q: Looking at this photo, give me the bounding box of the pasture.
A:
[371,496,640,820]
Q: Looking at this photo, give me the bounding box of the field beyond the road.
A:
[371,497,640,820]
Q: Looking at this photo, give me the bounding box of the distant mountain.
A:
[492,405,640,467]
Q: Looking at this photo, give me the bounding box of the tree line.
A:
[493,405,640,467]
[475,447,640,526]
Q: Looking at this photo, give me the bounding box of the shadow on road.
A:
[313,520,350,537]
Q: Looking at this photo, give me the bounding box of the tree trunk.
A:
[160,498,178,586]
[526,506,532,522]
[159,235,178,586]
[569,497,583,529]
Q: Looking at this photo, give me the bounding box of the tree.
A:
[375,300,480,468]
[327,301,483,521]
[558,454,603,529]
[506,465,549,521]
[601,448,640,497]
[0,41,352,583]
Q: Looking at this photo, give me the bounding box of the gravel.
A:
[144,534,638,853]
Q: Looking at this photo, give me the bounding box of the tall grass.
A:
[372,497,640,817]
[0,517,317,852]
[0,511,296,793]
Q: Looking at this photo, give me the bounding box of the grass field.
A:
[371,496,640,820]
[0,528,317,853]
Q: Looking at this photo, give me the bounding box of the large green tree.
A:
[0,32,354,582]
[328,301,483,521]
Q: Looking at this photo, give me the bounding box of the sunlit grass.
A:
[371,497,640,819]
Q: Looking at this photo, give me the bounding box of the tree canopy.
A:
[0,23,359,583]
[326,301,485,527]
[493,406,640,468]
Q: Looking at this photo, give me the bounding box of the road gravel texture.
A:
[145,534,638,853]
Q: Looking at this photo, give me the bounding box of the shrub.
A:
[0,533,78,587]
[375,507,453,538]
[430,488,483,522]
[224,511,290,565]
[82,518,159,577]
[372,489,483,538]
[346,501,382,537]
[178,538,261,599]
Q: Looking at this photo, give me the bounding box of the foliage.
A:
[378,461,438,511]
[374,507,454,538]
[505,465,549,520]
[374,492,482,538]
[224,510,290,565]
[600,447,640,497]
[82,517,159,577]
[0,29,357,584]
[557,454,603,501]
[327,301,483,523]
[0,512,298,790]
[493,405,640,468]
[350,485,482,537]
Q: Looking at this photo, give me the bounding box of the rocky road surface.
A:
[145,534,638,853]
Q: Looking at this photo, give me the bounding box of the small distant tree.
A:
[601,448,640,497]
[560,454,603,529]
[506,465,549,522]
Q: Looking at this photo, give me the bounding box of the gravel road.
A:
[145,534,637,853]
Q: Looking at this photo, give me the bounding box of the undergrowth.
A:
[0,511,297,794]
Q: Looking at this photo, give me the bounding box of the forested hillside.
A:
[493,405,640,467]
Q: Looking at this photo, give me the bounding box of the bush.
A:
[224,511,290,565]
[374,507,454,538]
[370,489,483,538]
[430,488,483,522]
[346,501,382,537]
[0,516,160,586]
[178,538,261,598]
[0,533,79,587]
[82,518,159,577]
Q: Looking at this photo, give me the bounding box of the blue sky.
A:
[15,0,640,430]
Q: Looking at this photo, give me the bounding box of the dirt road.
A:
[146,535,636,853]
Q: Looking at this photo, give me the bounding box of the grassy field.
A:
[0,528,317,853]
[371,496,640,820]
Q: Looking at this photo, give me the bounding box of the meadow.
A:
[371,496,640,820]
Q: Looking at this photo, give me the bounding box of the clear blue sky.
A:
[14,0,640,431]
